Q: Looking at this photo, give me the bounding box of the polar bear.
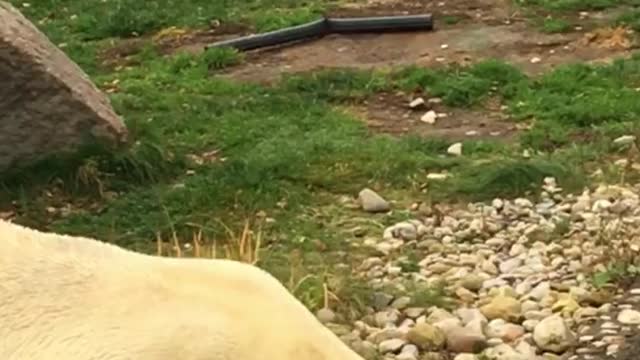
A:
[0,219,365,360]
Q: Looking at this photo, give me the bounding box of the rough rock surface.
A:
[0,1,127,171]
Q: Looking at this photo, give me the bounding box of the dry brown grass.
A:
[155,219,262,265]
[582,26,634,50]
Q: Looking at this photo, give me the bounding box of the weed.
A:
[251,6,324,32]
[442,15,463,25]
[540,17,572,33]
[283,68,390,102]
[202,47,244,70]
[394,60,528,107]
[510,61,640,130]
[617,10,640,32]
[436,158,582,201]
[167,47,243,73]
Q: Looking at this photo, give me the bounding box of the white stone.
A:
[409,98,425,108]
[421,110,437,124]
[613,135,636,145]
[617,309,640,325]
[447,142,462,156]
[533,315,576,353]
[454,354,477,360]
[378,338,406,353]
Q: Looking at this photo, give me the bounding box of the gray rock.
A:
[406,323,446,351]
[456,308,487,326]
[485,319,525,343]
[397,344,419,360]
[378,338,406,353]
[316,308,336,323]
[0,2,128,171]
[617,309,640,325]
[480,295,522,322]
[613,135,636,146]
[371,292,394,310]
[445,326,488,353]
[454,354,478,360]
[533,315,576,353]
[384,222,418,241]
[499,258,522,274]
[391,296,412,310]
[358,188,390,213]
[484,344,529,360]
[461,275,486,292]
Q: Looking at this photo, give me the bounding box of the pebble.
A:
[613,135,636,146]
[480,295,521,322]
[617,309,640,325]
[316,308,336,323]
[340,180,640,360]
[409,98,425,109]
[421,110,438,124]
[445,326,488,353]
[533,315,576,353]
[447,142,463,156]
[406,323,446,351]
[379,338,406,353]
[358,188,390,213]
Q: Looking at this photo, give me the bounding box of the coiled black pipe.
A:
[206,14,434,52]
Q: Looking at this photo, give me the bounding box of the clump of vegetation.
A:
[540,17,572,33]
[434,158,582,201]
[616,9,640,32]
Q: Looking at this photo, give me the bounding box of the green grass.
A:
[617,9,640,32]
[9,0,334,40]
[9,47,640,236]
[394,60,529,107]
[539,17,573,33]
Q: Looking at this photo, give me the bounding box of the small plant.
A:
[437,158,580,201]
[617,10,640,32]
[202,47,244,70]
[540,18,572,33]
[442,15,463,25]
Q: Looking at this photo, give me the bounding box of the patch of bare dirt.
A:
[344,92,522,142]
[223,18,637,83]
[331,0,517,24]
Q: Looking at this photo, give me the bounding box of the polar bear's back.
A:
[0,220,364,360]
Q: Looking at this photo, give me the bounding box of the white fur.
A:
[0,220,364,360]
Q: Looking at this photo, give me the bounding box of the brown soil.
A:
[344,92,521,142]
[223,21,635,83]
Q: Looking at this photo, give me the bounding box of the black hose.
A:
[207,19,329,52]
[206,14,434,51]
[328,15,433,33]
